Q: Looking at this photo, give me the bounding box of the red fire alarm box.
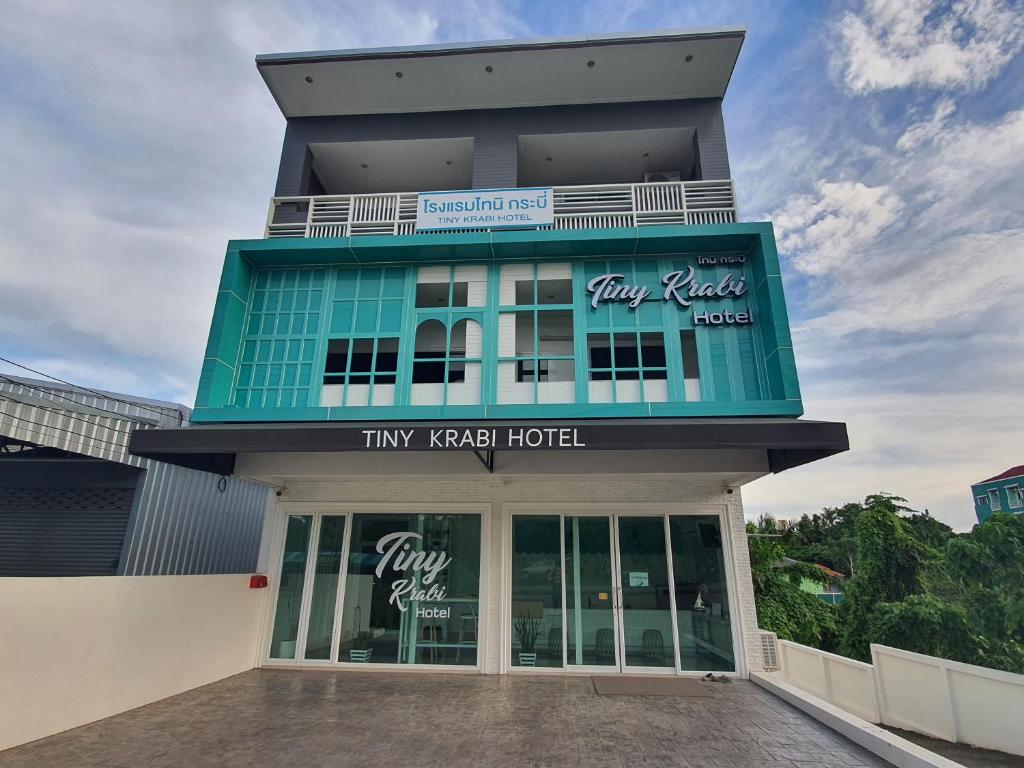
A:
[249,574,268,589]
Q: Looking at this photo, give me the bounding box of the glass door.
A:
[613,516,678,671]
[268,513,349,662]
[509,511,737,675]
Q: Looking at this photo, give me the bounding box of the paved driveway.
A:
[0,670,889,767]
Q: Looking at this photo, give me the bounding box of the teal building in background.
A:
[973,466,1024,523]
[133,29,848,679]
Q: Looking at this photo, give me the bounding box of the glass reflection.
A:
[269,515,312,659]
[565,517,616,666]
[303,516,346,660]
[338,513,480,666]
[617,517,674,668]
[511,516,562,667]
[669,516,735,672]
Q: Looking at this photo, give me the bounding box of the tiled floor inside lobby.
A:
[0,670,892,767]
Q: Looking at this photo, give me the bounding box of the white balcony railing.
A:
[264,180,737,239]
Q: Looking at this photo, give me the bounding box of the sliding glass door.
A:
[614,516,676,670]
[509,511,736,674]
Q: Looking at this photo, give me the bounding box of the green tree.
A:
[747,516,839,649]
[905,511,955,550]
[838,494,931,661]
[933,512,1024,672]
[787,502,864,575]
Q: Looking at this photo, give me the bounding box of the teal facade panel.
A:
[193,224,805,423]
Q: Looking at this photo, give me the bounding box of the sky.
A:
[0,0,1022,530]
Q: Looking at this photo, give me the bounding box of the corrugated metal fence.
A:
[0,376,268,576]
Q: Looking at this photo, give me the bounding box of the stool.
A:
[454,611,477,664]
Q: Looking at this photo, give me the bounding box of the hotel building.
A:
[132,29,848,677]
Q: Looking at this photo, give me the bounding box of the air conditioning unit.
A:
[644,170,682,183]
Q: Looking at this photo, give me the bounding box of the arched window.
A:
[410,318,482,406]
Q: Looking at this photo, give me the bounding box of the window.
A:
[236,268,325,409]
[338,513,481,666]
[1007,486,1023,510]
[411,318,483,405]
[269,515,312,659]
[511,516,563,668]
[670,516,734,672]
[976,495,988,507]
[321,267,406,407]
[989,489,1002,511]
[415,264,486,308]
[680,330,702,402]
[587,332,667,403]
[497,263,575,404]
[321,337,399,407]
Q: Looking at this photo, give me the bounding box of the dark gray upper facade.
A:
[259,29,743,200]
[274,98,732,196]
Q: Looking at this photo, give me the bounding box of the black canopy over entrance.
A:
[129,418,848,476]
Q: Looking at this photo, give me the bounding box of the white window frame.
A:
[261,501,491,672]
[988,489,1002,511]
[500,502,745,678]
[1006,485,1023,510]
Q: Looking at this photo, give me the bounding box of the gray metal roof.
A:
[257,27,746,118]
[256,27,746,65]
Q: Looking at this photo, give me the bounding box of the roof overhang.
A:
[129,418,848,477]
[257,28,745,118]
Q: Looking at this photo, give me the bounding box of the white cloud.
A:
[0,0,526,405]
[752,11,1024,529]
[744,388,1022,531]
[896,97,957,151]
[772,181,903,276]
[836,0,1024,93]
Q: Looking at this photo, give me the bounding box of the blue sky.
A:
[1,0,1022,529]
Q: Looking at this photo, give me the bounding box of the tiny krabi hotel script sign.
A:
[416,187,553,231]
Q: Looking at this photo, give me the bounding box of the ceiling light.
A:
[485,65,493,73]
[360,163,368,169]
[304,75,314,84]
[446,160,452,166]
[395,71,403,78]
[685,54,693,63]
[587,60,595,68]
[545,156,553,162]
[642,152,649,158]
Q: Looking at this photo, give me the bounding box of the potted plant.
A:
[349,631,374,663]
[513,611,541,667]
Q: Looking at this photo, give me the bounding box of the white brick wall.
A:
[257,473,762,676]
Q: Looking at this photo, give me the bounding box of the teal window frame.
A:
[317,266,407,408]
[234,268,326,409]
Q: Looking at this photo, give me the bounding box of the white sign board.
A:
[628,571,649,588]
[416,187,553,231]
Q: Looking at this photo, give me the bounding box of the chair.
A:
[595,628,615,662]
[454,610,477,664]
[642,629,666,663]
[422,624,443,663]
[547,627,562,664]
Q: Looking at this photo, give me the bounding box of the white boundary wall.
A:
[0,575,264,751]
[778,640,880,722]
[872,645,1024,756]
[773,639,1024,756]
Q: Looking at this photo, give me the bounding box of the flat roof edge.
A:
[255,27,746,67]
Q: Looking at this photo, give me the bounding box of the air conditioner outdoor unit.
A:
[644,170,682,183]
